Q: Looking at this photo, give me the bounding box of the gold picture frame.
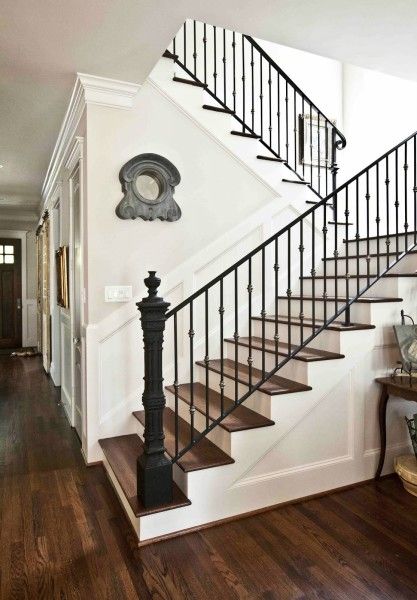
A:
[56,246,69,308]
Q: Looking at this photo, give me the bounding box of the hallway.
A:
[1,356,417,599]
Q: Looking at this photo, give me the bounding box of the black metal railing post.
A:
[330,128,339,221]
[137,271,173,508]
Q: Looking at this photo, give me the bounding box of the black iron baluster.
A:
[277,74,281,157]
[248,257,253,389]
[294,90,297,175]
[310,104,313,187]
[287,229,292,355]
[386,156,390,269]
[268,63,272,147]
[173,34,176,62]
[334,190,338,317]
[213,25,217,96]
[223,28,227,104]
[311,210,316,332]
[323,202,328,324]
[376,163,380,275]
[301,98,305,181]
[251,44,255,131]
[299,221,304,345]
[242,34,246,132]
[344,187,350,326]
[189,302,195,445]
[174,312,179,457]
[193,20,197,76]
[395,148,399,257]
[203,23,207,87]
[261,247,266,377]
[356,178,360,291]
[366,170,370,286]
[285,81,289,164]
[232,31,236,113]
[325,124,329,196]
[404,142,408,250]
[204,289,209,429]
[414,135,417,244]
[317,112,321,196]
[260,55,264,140]
[234,268,239,404]
[274,238,279,367]
[219,278,224,416]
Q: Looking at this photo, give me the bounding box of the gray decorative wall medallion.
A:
[116,153,181,221]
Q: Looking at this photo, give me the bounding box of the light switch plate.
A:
[105,285,133,303]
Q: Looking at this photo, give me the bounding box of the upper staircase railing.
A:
[165,20,346,198]
[137,127,417,508]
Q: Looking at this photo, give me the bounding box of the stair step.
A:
[163,50,178,60]
[301,273,416,281]
[202,104,234,114]
[323,250,417,261]
[173,76,206,88]
[256,154,285,163]
[230,130,260,139]
[344,232,417,243]
[98,434,191,517]
[166,382,274,432]
[225,336,344,362]
[328,221,353,226]
[252,314,375,332]
[282,178,309,185]
[133,408,234,472]
[306,200,334,208]
[277,294,403,303]
[196,358,312,395]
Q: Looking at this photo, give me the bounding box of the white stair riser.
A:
[195,364,273,418]
[278,297,371,322]
[226,340,310,383]
[165,388,232,454]
[252,318,342,353]
[300,275,399,298]
[344,234,416,255]
[321,253,417,276]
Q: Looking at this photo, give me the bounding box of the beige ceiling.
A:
[2,0,417,217]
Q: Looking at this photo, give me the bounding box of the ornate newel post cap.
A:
[137,271,170,310]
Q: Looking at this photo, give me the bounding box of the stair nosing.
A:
[251,314,375,331]
[276,294,403,303]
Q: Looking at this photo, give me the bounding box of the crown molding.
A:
[41,72,141,207]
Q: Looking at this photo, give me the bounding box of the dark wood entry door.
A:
[0,239,22,349]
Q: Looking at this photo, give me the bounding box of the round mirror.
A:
[135,173,161,202]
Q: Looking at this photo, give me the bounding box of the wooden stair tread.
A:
[277,294,403,303]
[163,50,178,60]
[202,104,234,114]
[225,336,344,362]
[98,434,190,517]
[256,154,285,163]
[301,273,416,280]
[252,314,375,331]
[173,76,206,88]
[196,358,311,395]
[328,221,353,226]
[230,130,259,139]
[282,178,309,185]
[166,382,274,432]
[133,408,234,472]
[306,200,334,208]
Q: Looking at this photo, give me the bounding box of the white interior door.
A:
[71,168,83,439]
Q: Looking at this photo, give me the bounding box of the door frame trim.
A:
[0,230,29,347]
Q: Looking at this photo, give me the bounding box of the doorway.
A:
[0,239,22,349]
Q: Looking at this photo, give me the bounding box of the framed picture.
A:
[56,246,69,309]
[393,323,417,378]
[298,114,334,168]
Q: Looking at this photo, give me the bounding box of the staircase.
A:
[98,21,417,544]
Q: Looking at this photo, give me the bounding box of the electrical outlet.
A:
[104,285,133,302]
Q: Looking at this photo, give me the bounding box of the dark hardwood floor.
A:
[1,355,417,599]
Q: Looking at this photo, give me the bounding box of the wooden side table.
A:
[375,376,417,479]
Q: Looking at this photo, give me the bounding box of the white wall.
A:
[85,81,275,324]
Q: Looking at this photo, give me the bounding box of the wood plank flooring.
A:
[1,355,417,599]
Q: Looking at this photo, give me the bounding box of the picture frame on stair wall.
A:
[298,113,335,168]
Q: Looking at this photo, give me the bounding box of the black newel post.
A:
[137,271,173,508]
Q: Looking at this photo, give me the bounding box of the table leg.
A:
[375,385,389,479]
